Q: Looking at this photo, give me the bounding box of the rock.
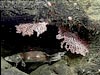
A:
[51,60,72,75]
[0,0,36,22]
[30,64,56,75]
[75,0,100,21]
[1,67,29,75]
[0,0,87,24]
[1,57,12,70]
[76,64,100,75]
[30,60,72,75]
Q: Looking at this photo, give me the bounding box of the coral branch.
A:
[56,27,89,56]
[15,22,48,37]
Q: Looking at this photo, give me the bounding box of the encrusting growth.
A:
[56,26,89,56]
[15,21,48,37]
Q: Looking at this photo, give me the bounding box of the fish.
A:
[4,51,66,67]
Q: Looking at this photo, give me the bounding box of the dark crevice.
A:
[1,20,61,56]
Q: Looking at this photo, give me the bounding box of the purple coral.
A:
[56,27,89,56]
[15,22,48,37]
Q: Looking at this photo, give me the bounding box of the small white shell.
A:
[47,1,52,6]
[68,16,73,21]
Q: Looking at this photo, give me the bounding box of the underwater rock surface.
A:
[30,60,72,75]
[1,0,100,75]
[1,57,12,70]
[1,67,28,75]
[75,0,100,21]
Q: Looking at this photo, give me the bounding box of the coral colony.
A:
[15,22,49,37]
[15,20,89,56]
[56,27,88,56]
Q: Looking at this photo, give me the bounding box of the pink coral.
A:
[56,27,88,56]
[15,22,48,37]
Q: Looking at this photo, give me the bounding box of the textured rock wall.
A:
[1,0,100,75]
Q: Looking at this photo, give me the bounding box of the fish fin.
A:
[21,60,26,67]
